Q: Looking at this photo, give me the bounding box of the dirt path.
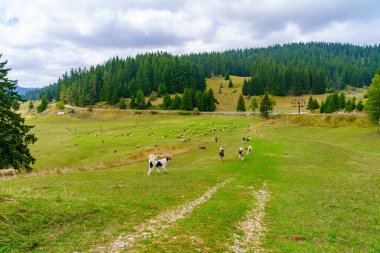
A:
[93,178,233,253]
[229,183,270,253]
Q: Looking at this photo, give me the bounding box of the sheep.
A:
[246,146,252,155]
[238,147,244,160]
[0,169,19,177]
[219,147,224,160]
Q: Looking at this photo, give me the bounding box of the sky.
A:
[1,0,380,88]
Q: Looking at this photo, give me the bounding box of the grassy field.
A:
[1,109,379,252]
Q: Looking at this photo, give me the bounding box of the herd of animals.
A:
[147,136,253,175]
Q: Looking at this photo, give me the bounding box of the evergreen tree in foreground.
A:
[237,94,246,111]
[0,55,37,172]
[260,93,276,118]
[366,68,380,133]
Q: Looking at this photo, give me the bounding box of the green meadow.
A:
[0,110,379,252]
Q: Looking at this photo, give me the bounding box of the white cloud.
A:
[0,0,379,87]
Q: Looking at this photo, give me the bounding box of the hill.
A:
[16,86,35,96]
[24,42,380,107]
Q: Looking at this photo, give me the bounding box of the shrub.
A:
[150,110,158,114]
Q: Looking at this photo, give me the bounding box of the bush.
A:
[134,111,142,114]
[150,110,158,114]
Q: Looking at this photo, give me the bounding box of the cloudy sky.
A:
[1,0,379,88]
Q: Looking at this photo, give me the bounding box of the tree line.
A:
[25,53,206,107]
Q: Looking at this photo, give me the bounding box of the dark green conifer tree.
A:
[236,94,246,112]
[0,56,37,172]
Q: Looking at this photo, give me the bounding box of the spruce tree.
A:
[162,94,172,109]
[237,94,246,112]
[366,68,380,133]
[260,93,275,118]
[195,90,202,110]
[28,101,34,110]
[199,91,209,111]
[307,96,314,110]
[181,88,193,111]
[224,71,230,80]
[135,89,146,109]
[228,79,233,88]
[0,56,37,172]
[251,97,258,113]
[320,100,325,113]
[37,96,48,113]
[207,89,217,111]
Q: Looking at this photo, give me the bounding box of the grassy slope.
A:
[207,75,367,113]
[1,112,379,252]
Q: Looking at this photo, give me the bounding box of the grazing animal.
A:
[242,136,251,143]
[148,155,171,175]
[238,147,244,160]
[0,169,19,176]
[199,146,206,150]
[219,147,224,160]
[246,146,252,155]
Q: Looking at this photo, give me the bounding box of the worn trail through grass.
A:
[228,183,270,253]
[95,178,233,252]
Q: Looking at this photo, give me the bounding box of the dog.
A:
[219,147,224,160]
[246,146,252,155]
[238,147,244,160]
[148,154,171,175]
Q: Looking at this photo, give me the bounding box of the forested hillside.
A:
[26,53,206,106]
[25,42,380,105]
